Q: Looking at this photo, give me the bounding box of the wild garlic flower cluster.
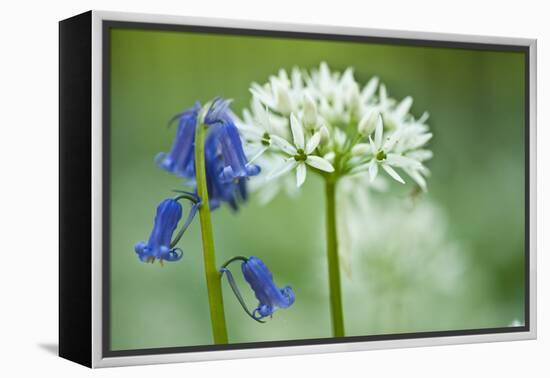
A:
[338,191,468,331]
[236,62,433,198]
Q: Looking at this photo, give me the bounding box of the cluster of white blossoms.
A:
[337,187,469,331]
[235,62,433,202]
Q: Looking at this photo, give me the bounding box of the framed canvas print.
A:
[59,10,537,368]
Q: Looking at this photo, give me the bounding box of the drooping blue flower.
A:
[204,131,252,211]
[155,102,200,178]
[156,98,260,210]
[215,118,261,183]
[134,198,186,263]
[241,256,295,319]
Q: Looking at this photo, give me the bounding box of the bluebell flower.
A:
[134,198,186,264]
[213,117,261,183]
[156,98,260,210]
[204,132,251,211]
[241,256,295,320]
[155,102,200,178]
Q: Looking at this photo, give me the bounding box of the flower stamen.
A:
[294,148,308,162]
[376,150,387,161]
[261,132,271,146]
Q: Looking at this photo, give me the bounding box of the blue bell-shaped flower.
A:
[134,198,185,263]
[241,256,295,319]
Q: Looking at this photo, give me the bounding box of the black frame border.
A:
[59,11,93,367]
[101,20,531,358]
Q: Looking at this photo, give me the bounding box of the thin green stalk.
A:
[194,122,228,344]
[324,178,345,337]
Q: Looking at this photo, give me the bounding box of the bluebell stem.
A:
[220,256,295,321]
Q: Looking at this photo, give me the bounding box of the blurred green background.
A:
[109,28,525,351]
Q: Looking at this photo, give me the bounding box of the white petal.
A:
[277,68,289,82]
[382,130,401,152]
[319,125,330,144]
[386,153,422,169]
[271,135,297,156]
[341,67,354,84]
[291,67,303,90]
[418,112,430,124]
[323,151,336,162]
[374,114,383,149]
[319,62,331,87]
[239,124,264,141]
[348,163,369,175]
[379,84,388,104]
[382,164,405,184]
[368,135,378,156]
[419,165,431,176]
[361,76,379,101]
[271,80,292,114]
[250,83,275,109]
[406,149,433,162]
[247,146,269,165]
[334,128,347,148]
[351,143,370,156]
[368,161,379,182]
[305,132,321,154]
[290,113,305,149]
[296,163,307,187]
[268,114,290,139]
[268,159,298,180]
[257,104,272,132]
[345,83,360,106]
[278,88,293,114]
[410,132,433,149]
[358,111,378,136]
[302,93,317,127]
[405,168,427,192]
[395,96,413,119]
[319,97,331,116]
[306,156,334,172]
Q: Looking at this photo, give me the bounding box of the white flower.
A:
[234,98,290,163]
[242,62,434,202]
[352,114,424,185]
[268,113,334,187]
[333,185,468,326]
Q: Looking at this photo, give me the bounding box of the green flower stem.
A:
[194,122,229,344]
[324,178,345,337]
